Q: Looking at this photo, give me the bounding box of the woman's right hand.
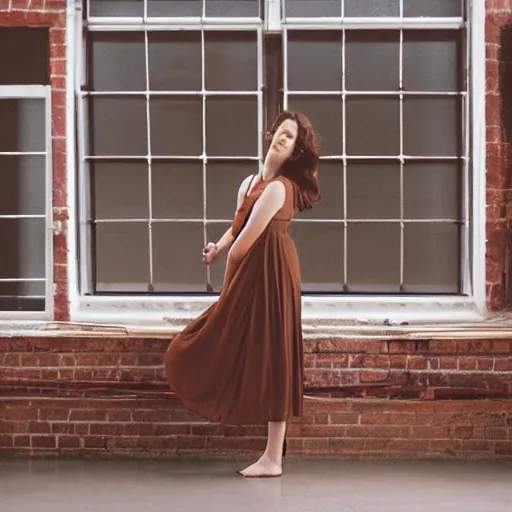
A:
[202,242,219,265]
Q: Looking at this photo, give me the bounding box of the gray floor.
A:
[1,457,511,512]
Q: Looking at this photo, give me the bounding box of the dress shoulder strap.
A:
[244,174,258,198]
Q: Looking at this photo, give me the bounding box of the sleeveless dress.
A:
[164,175,303,425]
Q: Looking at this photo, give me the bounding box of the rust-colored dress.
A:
[164,175,303,425]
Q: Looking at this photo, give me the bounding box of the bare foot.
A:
[237,454,282,478]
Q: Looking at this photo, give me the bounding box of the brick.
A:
[132,410,173,423]
[83,436,107,449]
[495,441,512,455]
[12,0,29,8]
[46,0,67,9]
[494,359,512,371]
[329,412,359,425]
[362,355,390,369]
[303,437,329,451]
[457,357,478,371]
[58,436,80,449]
[429,439,462,455]
[385,439,431,453]
[452,426,474,439]
[460,440,496,452]
[359,371,389,383]
[486,93,502,127]
[360,413,427,426]
[328,438,365,451]
[485,427,509,440]
[487,126,502,144]
[31,435,56,449]
[486,60,501,93]
[477,358,495,371]
[3,406,39,421]
[0,435,13,447]
[50,59,66,78]
[487,0,512,12]
[344,425,410,438]
[69,410,107,422]
[439,357,458,370]
[30,0,45,10]
[486,43,500,61]
[51,422,75,435]
[13,435,30,448]
[411,426,451,439]
[107,410,132,422]
[407,356,428,370]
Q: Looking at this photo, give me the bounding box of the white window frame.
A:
[0,85,54,320]
[67,0,487,327]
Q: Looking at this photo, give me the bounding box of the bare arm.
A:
[202,175,254,263]
[228,180,286,264]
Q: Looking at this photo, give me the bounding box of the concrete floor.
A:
[0,458,511,512]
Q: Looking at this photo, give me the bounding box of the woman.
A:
[164,110,321,477]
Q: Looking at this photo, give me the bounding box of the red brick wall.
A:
[0,0,69,321]
[1,396,511,458]
[486,0,512,308]
[2,336,512,398]
[1,335,511,458]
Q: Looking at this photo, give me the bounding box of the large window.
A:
[78,0,470,298]
[0,28,52,318]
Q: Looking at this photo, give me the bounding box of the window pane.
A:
[347,162,400,219]
[89,0,143,17]
[404,0,462,17]
[0,281,45,312]
[403,97,460,157]
[287,31,342,91]
[404,162,461,220]
[90,97,147,156]
[207,161,255,219]
[285,0,341,17]
[89,33,145,92]
[206,0,259,17]
[148,32,201,91]
[0,99,45,152]
[296,162,344,220]
[152,223,206,292]
[0,156,45,216]
[344,0,399,17]
[150,97,202,156]
[290,222,344,292]
[91,161,149,219]
[403,32,461,92]
[148,0,202,16]
[207,222,231,292]
[346,98,399,156]
[152,162,203,219]
[0,219,45,279]
[347,223,400,292]
[403,223,460,293]
[288,96,343,156]
[205,32,258,91]
[0,28,49,85]
[345,31,399,91]
[95,223,149,292]
[206,97,258,156]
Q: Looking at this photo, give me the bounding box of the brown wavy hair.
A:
[265,110,321,211]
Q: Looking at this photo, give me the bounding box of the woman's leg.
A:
[238,421,287,477]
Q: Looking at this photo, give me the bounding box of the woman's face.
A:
[268,118,299,162]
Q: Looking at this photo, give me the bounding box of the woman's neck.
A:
[261,157,280,182]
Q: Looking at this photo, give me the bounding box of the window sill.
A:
[64,294,487,332]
